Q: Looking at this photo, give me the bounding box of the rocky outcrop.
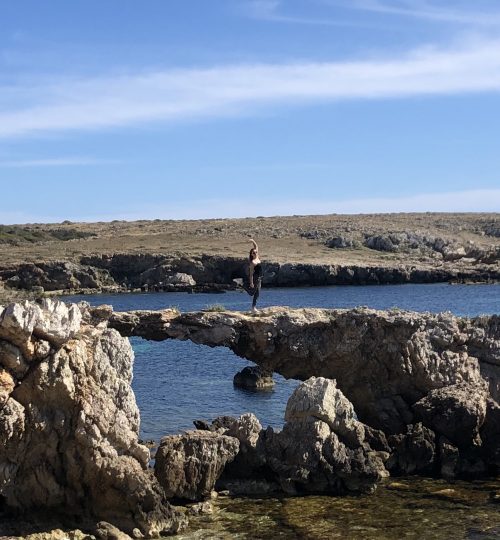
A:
[195,379,388,496]
[0,299,184,537]
[0,261,117,293]
[107,305,500,476]
[1,247,498,298]
[233,366,274,390]
[264,377,388,495]
[154,431,239,501]
[386,423,436,475]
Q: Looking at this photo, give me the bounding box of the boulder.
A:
[0,369,15,409]
[165,273,196,287]
[364,235,398,252]
[154,431,239,501]
[0,299,81,349]
[214,413,269,484]
[325,236,354,249]
[413,383,488,448]
[387,423,436,475]
[0,341,31,379]
[233,366,274,390]
[265,377,388,495]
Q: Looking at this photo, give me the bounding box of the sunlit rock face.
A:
[108,305,500,474]
[0,299,184,538]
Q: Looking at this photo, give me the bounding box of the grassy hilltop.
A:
[1,212,498,267]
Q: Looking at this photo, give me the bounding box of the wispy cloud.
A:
[1,189,498,224]
[328,0,500,26]
[242,0,366,26]
[0,157,117,167]
[2,37,500,138]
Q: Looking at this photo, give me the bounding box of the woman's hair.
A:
[249,248,257,261]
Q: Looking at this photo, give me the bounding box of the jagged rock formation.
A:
[108,305,500,475]
[2,298,499,538]
[154,431,239,501]
[0,299,185,537]
[191,379,388,496]
[264,377,388,494]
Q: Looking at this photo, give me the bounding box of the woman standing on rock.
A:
[247,238,263,312]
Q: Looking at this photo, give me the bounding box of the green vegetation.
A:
[0,225,96,245]
[204,303,226,312]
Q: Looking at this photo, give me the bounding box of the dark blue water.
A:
[67,283,499,441]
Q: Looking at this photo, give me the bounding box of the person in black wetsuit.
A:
[247,238,262,311]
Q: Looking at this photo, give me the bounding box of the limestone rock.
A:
[0,299,81,349]
[265,377,387,495]
[154,430,240,501]
[285,377,365,447]
[108,307,495,435]
[364,234,398,252]
[481,399,500,468]
[387,423,436,475]
[0,369,15,409]
[413,382,488,448]
[439,437,460,480]
[0,340,31,379]
[96,521,133,540]
[107,305,500,473]
[325,236,355,249]
[0,301,184,537]
[166,272,196,286]
[33,298,82,346]
[0,301,42,348]
[233,366,274,390]
[214,413,269,485]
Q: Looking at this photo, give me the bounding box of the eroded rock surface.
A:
[265,377,388,495]
[233,365,274,390]
[154,431,239,501]
[0,299,184,537]
[107,305,500,475]
[194,378,388,496]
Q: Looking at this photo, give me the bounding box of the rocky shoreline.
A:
[0,252,499,300]
[1,300,499,538]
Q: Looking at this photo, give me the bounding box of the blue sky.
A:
[1,0,500,223]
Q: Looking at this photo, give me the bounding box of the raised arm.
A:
[250,238,258,252]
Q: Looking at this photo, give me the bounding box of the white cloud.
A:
[328,0,500,25]
[242,0,365,26]
[1,189,498,224]
[0,157,117,167]
[1,38,500,138]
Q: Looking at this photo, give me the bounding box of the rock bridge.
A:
[107,305,500,434]
[1,299,499,537]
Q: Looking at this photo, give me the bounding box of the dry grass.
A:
[1,213,498,268]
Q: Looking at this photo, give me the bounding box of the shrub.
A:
[204,303,226,312]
